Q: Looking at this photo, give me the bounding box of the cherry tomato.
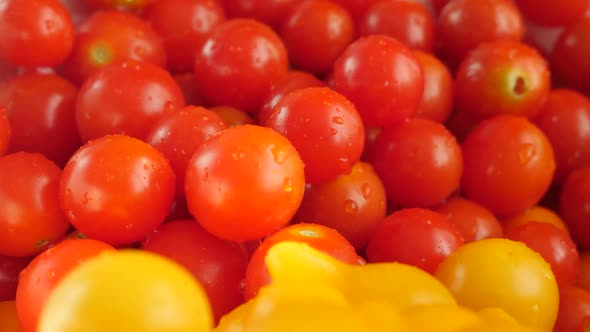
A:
[0,0,74,67]
[185,125,305,242]
[333,35,424,127]
[82,0,151,11]
[209,106,255,127]
[194,18,288,112]
[59,135,176,246]
[0,106,10,157]
[502,205,568,233]
[143,220,248,323]
[76,60,185,143]
[0,255,31,301]
[63,10,167,84]
[218,0,299,31]
[0,73,81,166]
[243,223,361,300]
[413,51,454,123]
[461,115,555,217]
[436,196,503,243]
[0,152,70,257]
[295,161,387,250]
[553,287,590,332]
[266,87,365,184]
[16,239,114,332]
[146,106,227,197]
[560,165,590,249]
[437,0,524,68]
[513,0,590,27]
[455,41,550,121]
[280,0,353,75]
[145,0,226,74]
[358,0,436,52]
[0,301,23,332]
[579,253,590,293]
[505,222,579,289]
[331,0,381,21]
[369,118,463,208]
[551,19,590,95]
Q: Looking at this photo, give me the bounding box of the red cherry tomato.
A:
[76,60,185,143]
[63,10,167,84]
[0,255,31,301]
[209,106,255,128]
[369,118,463,208]
[280,0,354,75]
[0,152,70,257]
[59,135,176,246]
[436,196,503,243]
[553,287,590,332]
[145,0,226,74]
[533,89,590,184]
[560,165,590,250]
[16,239,114,332]
[331,0,381,21]
[185,125,305,242]
[0,73,81,166]
[366,208,464,274]
[502,205,568,234]
[0,107,10,157]
[551,19,590,95]
[333,35,424,127]
[194,18,289,112]
[413,51,454,123]
[244,223,361,300]
[218,0,299,31]
[578,253,590,292]
[513,0,590,27]
[83,0,151,11]
[146,106,228,197]
[266,87,365,184]
[461,115,555,217]
[0,0,74,67]
[358,0,436,53]
[143,220,248,323]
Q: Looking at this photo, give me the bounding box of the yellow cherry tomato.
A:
[435,238,559,331]
[404,304,482,332]
[38,250,213,332]
[0,301,24,332]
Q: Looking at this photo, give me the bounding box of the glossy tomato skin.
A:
[209,106,255,127]
[281,0,354,75]
[146,106,228,197]
[194,19,289,113]
[16,239,115,332]
[145,0,226,74]
[437,0,524,68]
[295,161,387,250]
[413,51,454,123]
[358,0,436,52]
[0,73,81,166]
[502,205,568,233]
[369,118,463,208]
[436,196,503,243]
[76,60,185,143]
[244,223,361,300]
[366,208,464,274]
[266,87,365,184]
[333,35,424,127]
[461,115,555,217]
[560,165,590,249]
[185,125,305,242]
[331,0,381,20]
[0,0,74,67]
[0,255,31,301]
[63,10,167,85]
[218,0,299,31]
[578,253,590,292]
[0,107,10,157]
[0,153,70,256]
[553,287,590,332]
[143,220,248,323]
[513,0,590,27]
[59,135,176,246]
[83,0,151,11]
[455,41,550,121]
[551,19,590,95]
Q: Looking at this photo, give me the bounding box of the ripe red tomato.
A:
[553,287,590,332]
[437,0,524,68]
[461,115,555,217]
[578,253,590,292]
[0,152,70,256]
[0,255,31,301]
[59,135,176,246]
[145,0,226,74]
[369,118,463,208]
[551,19,590,96]
[146,106,228,197]
[455,41,550,121]
[366,208,464,274]
[280,0,353,75]
[332,35,424,127]
[143,220,248,323]
[266,87,365,184]
[436,196,503,243]
[560,165,590,249]
[185,125,305,242]
[295,161,387,250]
[244,223,361,300]
[0,73,81,166]
[0,0,74,67]
[83,0,151,11]
[413,51,454,124]
[358,0,436,53]
[513,0,590,27]
[194,19,289,112]
[0,107,9,157]
[63,10,167,84]
[218,0,299,31]
[16,239,114,332]
[331,0,381,20]
[76,60,185,143]
[502,205,568,234]
[209,106,255,127]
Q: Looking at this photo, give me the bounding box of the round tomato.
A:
[436,196,503,243]
[560,165,590,249]
[502,205,568,233]
[551,19,590,95]
[513,0,590,27]
[0,106,9,157]
[553,287,590,332]
[331,0,381,20]
[218,0,299,30]
[83,0,151,11]
[210,106,255,127]
[578,253,590,292]
[413,51,454,124]
[0,255,31,301]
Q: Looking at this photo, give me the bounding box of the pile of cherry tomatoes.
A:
[1,0,590,331]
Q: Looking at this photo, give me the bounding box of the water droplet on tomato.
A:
[283,178,293,192]
[271,147,287,164]
[67,210,76,221]
[82,192,90,205]
[232,151,245,160]
[344,200,358,214]
[518,143,536,165]
[202,169,209,181]
[124,224,134,231]
[361,184,371,198]
[332,116,344,124]
[330,128,338,135]
[143,164,149,171]
[49,271,55,279]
